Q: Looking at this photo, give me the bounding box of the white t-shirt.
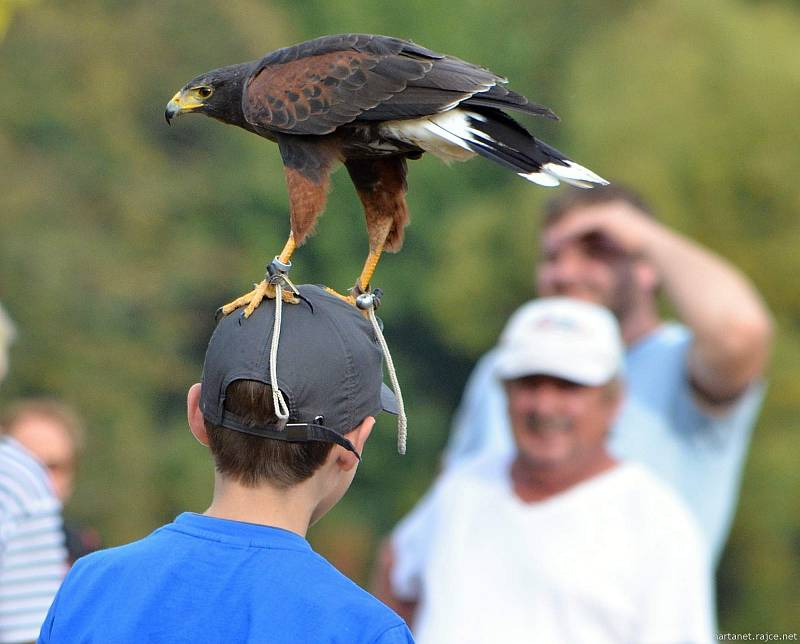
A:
[391,457,714,644]
[444,323,764,564]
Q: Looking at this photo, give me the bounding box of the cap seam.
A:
[319,303,359,434]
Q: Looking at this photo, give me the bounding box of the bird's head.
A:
[165,62,253,128]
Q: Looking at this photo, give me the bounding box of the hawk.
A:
[165,34,607,315]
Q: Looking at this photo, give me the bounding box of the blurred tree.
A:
[0,0,35,40]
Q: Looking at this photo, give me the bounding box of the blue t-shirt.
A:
[444,323,764,564]
[38,513,413,643]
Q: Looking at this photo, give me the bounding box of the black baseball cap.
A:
[200,284,398,456]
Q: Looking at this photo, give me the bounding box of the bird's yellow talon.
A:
[323,287,356,306]
[322,286,384,320]
[220,280,299,318]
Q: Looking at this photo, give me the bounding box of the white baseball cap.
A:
[495,297,624,386]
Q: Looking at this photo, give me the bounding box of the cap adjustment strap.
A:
[218,411,360,460]
[357,288,407,455]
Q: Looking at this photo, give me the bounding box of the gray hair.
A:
[0,302,16,384]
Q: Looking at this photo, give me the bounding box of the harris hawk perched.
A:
[165,33,607,316]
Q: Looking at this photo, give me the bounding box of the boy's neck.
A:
[203,472,316,537]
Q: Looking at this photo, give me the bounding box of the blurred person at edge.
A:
[0,400,101,564]
[0,304,68,644]
[446,184,771,564]
[0,305,12,385]
[379,298,714,643]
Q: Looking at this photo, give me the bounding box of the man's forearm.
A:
[544,203,773,402]
[643,225,773,401]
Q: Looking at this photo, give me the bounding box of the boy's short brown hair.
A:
[205,379,334,489]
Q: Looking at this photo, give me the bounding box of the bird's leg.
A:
[325,218,393,309]
[355,243,386,296]
[356,215,393,294]
[277,234,297,266]
[331,156,408,308]
[218,234,299,318]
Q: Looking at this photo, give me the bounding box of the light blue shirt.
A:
[444,322,764,564]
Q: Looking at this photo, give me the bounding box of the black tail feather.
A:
[463,86,560,120]
[462,108,568,174]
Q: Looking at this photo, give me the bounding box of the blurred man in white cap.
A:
[378,297,713,644]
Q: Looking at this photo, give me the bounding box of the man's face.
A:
[10,414,76,502]
[536,207,640,319]
[505,375,619,470]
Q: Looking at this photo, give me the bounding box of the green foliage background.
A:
[1,0,798,632]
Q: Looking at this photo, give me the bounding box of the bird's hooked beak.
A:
[165,90,204,125]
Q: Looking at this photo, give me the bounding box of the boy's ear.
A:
[187,383,209,447]
[337,416,375,472]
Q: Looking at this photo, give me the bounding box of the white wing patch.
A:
[380,110,484,163]
[380,108,609,188]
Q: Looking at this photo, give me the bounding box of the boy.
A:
[39,285,412,643]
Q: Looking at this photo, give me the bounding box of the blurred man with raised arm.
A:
[444,185,772,561]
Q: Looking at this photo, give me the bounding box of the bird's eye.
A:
[196,87,213,99]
